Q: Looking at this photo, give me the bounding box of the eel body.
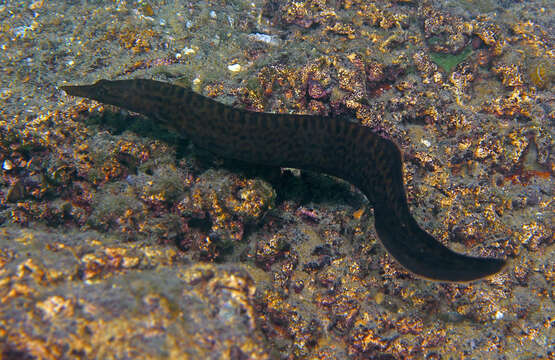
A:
[62,79,506,282]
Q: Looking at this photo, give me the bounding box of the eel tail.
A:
[373,206,507,281]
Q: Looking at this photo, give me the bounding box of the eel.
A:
[61,79,507,282]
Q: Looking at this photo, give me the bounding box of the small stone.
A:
[182,47,195,55]
[247,33,280,46]
[228,64,241,73]
[2,159,13,170]
[420,139,431,147]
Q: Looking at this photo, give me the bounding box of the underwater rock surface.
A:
[0,0,552,358]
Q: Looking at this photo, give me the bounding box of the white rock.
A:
[420,139,431,147]
[248,33,280,46]
[228,64,242,72]
[182,47,195,55]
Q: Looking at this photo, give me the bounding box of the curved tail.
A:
[373,207,506,281]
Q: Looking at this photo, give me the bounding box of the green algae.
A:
[430,46,472,73]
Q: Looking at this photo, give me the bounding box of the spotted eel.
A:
[62,79,506,282]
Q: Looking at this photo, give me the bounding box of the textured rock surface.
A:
[0,227,270,359]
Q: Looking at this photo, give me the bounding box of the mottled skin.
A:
[62,79,506,282]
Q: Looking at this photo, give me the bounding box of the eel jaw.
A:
[61,79,120,105]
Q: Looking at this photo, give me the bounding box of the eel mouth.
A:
[61,84,97,98]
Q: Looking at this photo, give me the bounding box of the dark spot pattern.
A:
[61,79,506,282]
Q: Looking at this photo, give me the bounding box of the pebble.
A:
[182,47,195,55]
[228,64,241,73]
[420,139,431,147]
[3,159,13,171]
[247,33,280,46]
